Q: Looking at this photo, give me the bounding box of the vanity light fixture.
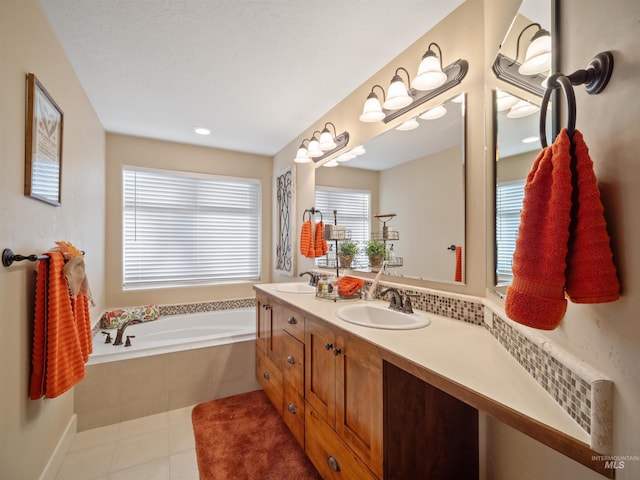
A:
[419,104,447,120]
[293,125,350,164]
[509,23,552,76]
[496,89,519,112]
[359,42,468,124]
[322,159,340,168]
[383,68,413,110]
[414,42,448,91]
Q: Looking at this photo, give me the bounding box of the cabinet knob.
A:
[325,343,333,350]
[287,403,296,414]
[262,304,271,310]
[287,316,297,325]
[263,371,270,380]
[327,455,341,472]
[333,348,342,356]
[287,355,295,365]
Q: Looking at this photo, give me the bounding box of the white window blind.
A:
[496,180,525,285]
[123,167,261,289]
[315,187,370,269]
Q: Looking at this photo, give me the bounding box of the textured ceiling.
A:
[39,0,464,156]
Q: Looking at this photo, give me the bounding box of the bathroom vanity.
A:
[254,284,612,479]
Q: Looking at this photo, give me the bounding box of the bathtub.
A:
[88,307,256,365]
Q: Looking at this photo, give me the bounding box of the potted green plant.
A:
[365,240,386,268]
[338,240,358,269]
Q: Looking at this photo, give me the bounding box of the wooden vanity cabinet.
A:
[305,315,383,479]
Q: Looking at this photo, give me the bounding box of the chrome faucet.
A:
[379,288,415,313]
[113,318,136,345]
[299,271,319,286]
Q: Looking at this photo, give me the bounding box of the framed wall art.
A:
[25,73,63,206]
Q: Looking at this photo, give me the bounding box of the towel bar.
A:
[2,248,86,267]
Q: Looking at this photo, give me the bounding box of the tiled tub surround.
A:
[362,281,612,453]
[76,298,259,431]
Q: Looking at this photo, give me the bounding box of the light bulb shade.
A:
[507,100,539,118]
[319,130,337,151]
[307,138,323,157]
[294,146,311,163]
[383,75,412,110]
[519,30,552,75]
[396,118,419,131]
[414,52,447,91]
[350,145,366,156]
[419,105,447,120]
[496,90,519,112]
[359,92,385,122]
[336,152,353,162]
[323,159,339,168]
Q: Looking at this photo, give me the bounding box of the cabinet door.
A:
[335,334,383,479]
[282,332,305,447]
[305,317,336,426]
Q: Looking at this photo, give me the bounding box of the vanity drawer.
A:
[305,403,377,480]
[256,353,283,412]
[281,332,304,394]
[283,385,305,448]
[279,306,304,342]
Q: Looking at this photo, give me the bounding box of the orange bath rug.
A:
[192,390,321,479]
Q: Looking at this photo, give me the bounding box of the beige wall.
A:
[105,133,272,307]
[0,1,106,478]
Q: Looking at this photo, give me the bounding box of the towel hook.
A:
[539,51,614,148]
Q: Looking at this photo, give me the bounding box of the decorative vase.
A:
[338,254,353,269]
[369,254,384,269]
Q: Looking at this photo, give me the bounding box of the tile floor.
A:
[55,405,199,480]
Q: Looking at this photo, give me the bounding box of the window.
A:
[123,167,260,289]
[315,186,370,269]
[496,180,525,285]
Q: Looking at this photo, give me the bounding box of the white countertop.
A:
[255,283,591,446]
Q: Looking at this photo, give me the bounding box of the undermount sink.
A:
[336,303,431,330]
[273,283,316,294]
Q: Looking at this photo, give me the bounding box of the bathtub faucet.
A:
[299,271,319,286]
[113,318,137,346]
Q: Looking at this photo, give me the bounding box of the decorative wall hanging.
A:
[24,73,64,206]
[275,167,294,275]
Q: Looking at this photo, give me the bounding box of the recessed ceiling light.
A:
[194,127,211,135]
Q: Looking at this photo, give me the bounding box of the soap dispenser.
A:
[388,244,396,263]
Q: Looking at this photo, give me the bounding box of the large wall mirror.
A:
[492,0,558,294]
[315,93,466,284]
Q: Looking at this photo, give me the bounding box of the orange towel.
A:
[337,276,364,297]
[30,252,88,399]
[454,246,462,282]
[565,130,619,303]
[505,129,573,330]
[314,221,328,257]
[300,220,313,258]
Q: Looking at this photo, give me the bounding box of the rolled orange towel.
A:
[300,220,313,258]
[505,129,573,330]
[337,276,364,297]
[314,221,328,258]
[565,130,620,303]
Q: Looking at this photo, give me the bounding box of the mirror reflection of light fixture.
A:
[516,23,552,75]
[384,68,413,110]
[323,159,340,168]
[360,42,468,124]
[359,84,386,122]
[419,104,447,120]
[496,89,520,112]
[319,122,338,151]
[414,42,448,91]
[395,117,419,131]
[506,99,539,118]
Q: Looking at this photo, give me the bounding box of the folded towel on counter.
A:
[314,221,328,257]
[337,276,364,297]
[100,304,160,329]
[564,130,620,303]
[506,129,620,330]
[30,252,89,399]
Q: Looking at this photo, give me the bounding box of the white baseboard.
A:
[40,414,77,480]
